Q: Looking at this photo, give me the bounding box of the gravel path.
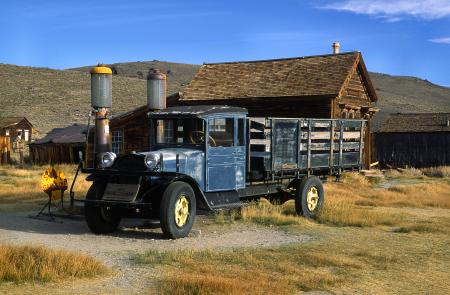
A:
[0,211,311,294]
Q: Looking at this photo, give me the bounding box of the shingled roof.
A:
[181,52,377,101]
[379,113,450,133]
[0,117,31,129]
[31,124,87,145]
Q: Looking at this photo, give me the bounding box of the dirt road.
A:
[0,211,310,294]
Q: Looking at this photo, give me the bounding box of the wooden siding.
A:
[0,136,11,164]
[179,97,334,119]
[86,111,151,168]
[375,132,450,168]
[0,120,33,144]
[0,119,34,164]
[30,144,84,165]
[335,67,372,119]
[333,67,374,166]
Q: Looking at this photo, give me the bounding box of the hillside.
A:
[0,64,147,136]
[71,60,200,93]
[369,72,450,130]
[1,60,449,137]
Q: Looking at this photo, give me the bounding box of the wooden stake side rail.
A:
[248,117,366,177]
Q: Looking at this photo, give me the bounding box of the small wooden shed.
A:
[375,113,450,168]
[29,124,87,165]
[0,117,34,164]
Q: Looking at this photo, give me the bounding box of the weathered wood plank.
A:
[300,131,361,140]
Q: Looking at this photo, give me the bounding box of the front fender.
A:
[85,173,109,182]
[142,175,212,211]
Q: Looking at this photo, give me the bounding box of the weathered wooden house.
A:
[85,51,378,167]
[375,113,450,168]
[29,124,86,165]
[0,117,34,164]
[178,51,379,165]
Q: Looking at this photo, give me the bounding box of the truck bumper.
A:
[81,168,179,177]
[83,199,152,209]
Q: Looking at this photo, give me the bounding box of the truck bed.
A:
[248,117,366,180]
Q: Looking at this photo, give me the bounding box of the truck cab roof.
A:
[148,105,248,119]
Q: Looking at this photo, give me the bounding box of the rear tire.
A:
[295,176,324,218]
[85,182,121,234]
[160,182,196,239]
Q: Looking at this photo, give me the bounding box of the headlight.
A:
[99,152,117,168]
[145,153,160,170]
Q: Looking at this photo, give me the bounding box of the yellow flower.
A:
[41,167,68,194]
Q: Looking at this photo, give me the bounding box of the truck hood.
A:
[138,148,204,162]
[138,148,205,188]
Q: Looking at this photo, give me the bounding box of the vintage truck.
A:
[80,105,366,238]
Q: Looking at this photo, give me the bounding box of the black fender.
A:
[85,174,109,182]
[142,175,212,211]
[171,175,212,211]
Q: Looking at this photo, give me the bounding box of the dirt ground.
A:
[0,211,311,294]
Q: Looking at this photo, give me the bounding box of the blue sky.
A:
[1,0,450,86]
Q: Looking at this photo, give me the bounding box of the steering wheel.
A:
[190,131,217,147]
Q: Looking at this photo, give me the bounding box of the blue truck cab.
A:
[147,105,247,193]
[81,105,366,238]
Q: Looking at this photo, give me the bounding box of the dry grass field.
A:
[0,165,449,294]
[137,168,450,294]
[0,244,108,283]
[0,164,90,212]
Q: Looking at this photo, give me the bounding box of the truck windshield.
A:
[155,119,205,145]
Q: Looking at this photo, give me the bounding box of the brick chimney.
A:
[332,42,340,54]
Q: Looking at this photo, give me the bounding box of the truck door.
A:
[206,116,246,191]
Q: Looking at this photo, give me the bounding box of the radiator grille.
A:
[115,154,147,172]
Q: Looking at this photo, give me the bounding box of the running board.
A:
[210,202,244,210]
[204,190,241,208]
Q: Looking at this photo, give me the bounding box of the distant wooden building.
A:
[375,113,450,168]
[29,124,86,165]
[0,117,34,164]
[179,52,379,165]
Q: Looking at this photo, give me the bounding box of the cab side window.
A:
[209,118,234,147]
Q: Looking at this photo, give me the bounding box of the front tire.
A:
[160,182,196,239]
[85,182,121,234]
[295,176,324,218]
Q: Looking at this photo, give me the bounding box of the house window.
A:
[5,129,9,136]
[24,130,29,141]
[112,130,123,154]
[341,111,347,119]
[17,129,22,140]
[348,112,355,119]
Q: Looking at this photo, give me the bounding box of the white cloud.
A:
[429,37,450,44]
[323,0,450,21]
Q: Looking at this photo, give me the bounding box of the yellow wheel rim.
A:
[175,195,190,227]
[306,187,319,211]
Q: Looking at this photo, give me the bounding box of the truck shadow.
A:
[0,211,168,240]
